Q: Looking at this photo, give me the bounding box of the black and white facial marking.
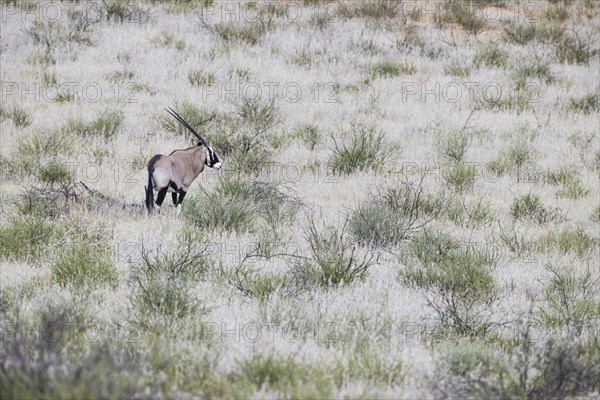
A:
[206,145,221,170]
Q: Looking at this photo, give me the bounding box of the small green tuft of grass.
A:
[349,182,444,247]
[474,42,509,68]
[567,93,599,114]
[39,160,73,185]
[510,193,561,224]
[211,22,269,46]
[437,131,470,162]
[10,105,32,128]
[233,353,333,397]
[537,227,598,257]
[401,230,499,336]
[487,143,535,182]
[443,61,471,77]
[12,130,73,176]
[543,166,590,199]
[293,123,321,150]
[292,218,378,289]
[512,60,554,85]
[184,175,295,234]
[0,216,54,262]
[188,70,215,87]
[442,2,486,34]
[63,110,124,140]
[443,162,477,193]
[51,241,117,290]
[329,122,395,175]
[591,205,600,224]
[371,60,416,78]
[540,263,600,332]
[447,198,495,228]
[353,0,399,20]
[151,31,185,50]
[130,235,210,329]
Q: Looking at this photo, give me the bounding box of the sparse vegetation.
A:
[510,193,562,224]
[291,217,379,289]
[329,122,395,175]
[2,0,599,397]
[401,230,499,337]
[474,42,510,68]
[371,60,416,78]
[63,110,124,140]
[51,240,117,290]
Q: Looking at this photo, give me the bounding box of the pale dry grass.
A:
[1,1,599,398]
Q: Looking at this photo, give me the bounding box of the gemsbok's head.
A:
[144,107,222,217]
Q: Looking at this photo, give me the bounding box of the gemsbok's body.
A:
[145,108,221,216]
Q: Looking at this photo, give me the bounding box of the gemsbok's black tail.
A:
[145,155,160,211]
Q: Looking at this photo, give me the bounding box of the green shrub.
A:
[498,223,535,258]
[540,264,600,332]
[151,30,185,50]
[441,1,485,34]
[371,60,415,78]
[39,160,73,185]
[129,236,210,329]
[543,165,578,186]
[437,131,470,162]
[188,70,215,87]
[51,241,117,290]
[349,182,444,247]
[293,123,321,150]
[10,105,32,128]
[443,162,477,193]
[447,198,495,228]
[512,60,554,85]
[432,340,518,399]
[353,0,399,20]
[184,175,295,234]
[233,353,333,397]
[510,193,561,224]
[557,31,594,65]
[63,110,124,140]
[443,61,471,77]
[349,203,407,247]
[0,216,54,262]
[329,122,394,175]
[487,143,535,182]
[556,179,590,199]
[592,205,600,224]
[401,231,499,336]
[537,227,598,257]
[229,266,286,302]
[431,331,599,399]
[207,96,280,174]
[338,343,403,386]
[210,21,269,45]
[474,42,509,68]
[101,0,150,23]
[292,218,378,288]
[567,93,599,114]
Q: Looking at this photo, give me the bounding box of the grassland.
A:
[1,0,599,398]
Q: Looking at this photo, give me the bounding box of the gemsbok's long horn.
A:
[165,107,214,146]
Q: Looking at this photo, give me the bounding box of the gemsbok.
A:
[145,108,221,217]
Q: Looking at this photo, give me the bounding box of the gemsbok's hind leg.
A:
[155,187,168,213]
[175,190,187,218]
